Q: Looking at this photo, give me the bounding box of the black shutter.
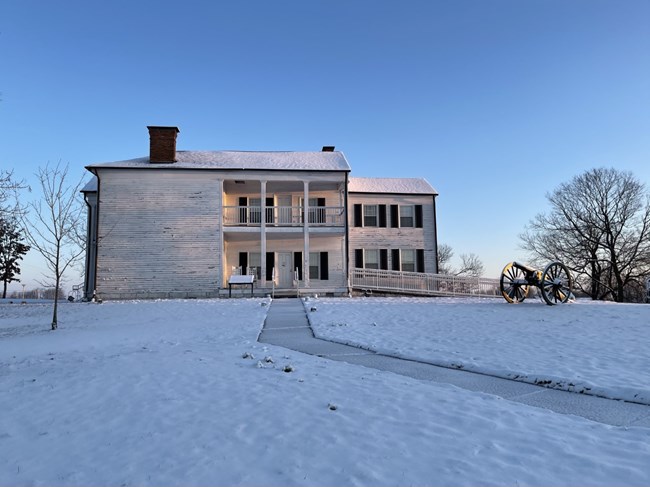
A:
[239,197,248,223]
[355,249,364,268]
[415,205,423,228]
[354,204,362,227]
[317,198,326,223]
[379,205,387,228]
[320,252,329,280]
[380,249,388,270]
[391,249,400,271]
[293,252,302,280]
[266,252,274,280]
[390,205,399,228]
[239,252,248,270]
[265,197,274,224]
[416,249,425,273]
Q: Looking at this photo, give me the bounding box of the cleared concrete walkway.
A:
[259,298,650,428]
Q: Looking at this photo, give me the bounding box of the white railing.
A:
[350,267,501,298]
[223,206,345,227]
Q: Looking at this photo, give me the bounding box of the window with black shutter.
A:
[354,204,363,227]
[415,205,423,228]
[293,252,303,280]
[320,252,329,280]
[380,249,388,270]
[266,252,274,280]
[379,205,387,227]
[416,249,425,273]
[390,205,399,228]
[265,197,274,224]
[355,249,364,268]
[391,249,400,271]
[239,197,248,224]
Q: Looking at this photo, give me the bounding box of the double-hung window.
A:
[364,205,378,227]
[308,252,329,280]
[401,249,416,272]
[309,252,320,279]
[400,206,414,227]
[365,249,379,269]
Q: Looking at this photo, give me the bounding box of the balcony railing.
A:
[224,206,345,227]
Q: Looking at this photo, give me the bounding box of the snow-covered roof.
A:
[81,177,98,192]
[348,177,437,195]
[87,150,351,172]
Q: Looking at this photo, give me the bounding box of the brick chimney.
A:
[147,126,180,163]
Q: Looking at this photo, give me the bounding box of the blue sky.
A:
[2,0,649,291]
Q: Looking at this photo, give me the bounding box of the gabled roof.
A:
[87,150,351,172]
[348,177,437,195]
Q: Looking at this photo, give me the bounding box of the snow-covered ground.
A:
[309,297,650,405]
[1,298,650,486]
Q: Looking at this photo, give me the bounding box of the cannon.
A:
[500,261,573,305]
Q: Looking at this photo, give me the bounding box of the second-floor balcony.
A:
[224,206,345,227]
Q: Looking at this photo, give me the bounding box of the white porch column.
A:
[303,180,310,288]
[260,180,267,289]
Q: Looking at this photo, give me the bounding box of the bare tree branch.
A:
[20,162,86,329]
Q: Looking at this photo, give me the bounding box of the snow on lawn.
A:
[309,297,650,405]
[1,299,650,486]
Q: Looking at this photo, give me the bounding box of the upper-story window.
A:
[400,206,414,227]
[364,205,378,227]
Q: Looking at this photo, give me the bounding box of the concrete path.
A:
[259,298,650,428]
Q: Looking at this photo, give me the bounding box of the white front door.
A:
[278,252,294,288]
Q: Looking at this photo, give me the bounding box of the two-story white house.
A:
[82,126,438,299]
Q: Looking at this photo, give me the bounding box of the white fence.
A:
[350,267,501,298]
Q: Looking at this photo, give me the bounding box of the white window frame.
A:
[400,205,414,228]
[365,249,379,269]
[309,252,320,280]
[364,205,378,227]
[401,249,416,272]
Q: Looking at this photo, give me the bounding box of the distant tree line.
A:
[520,167,650,303]
[5,287,66,300]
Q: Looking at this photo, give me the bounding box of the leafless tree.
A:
[437,243,454,274]
[521,167,650,302]
[0,169,28,218]
[437,243,485,277]
[21,162,86,329]
[457,253,485,277]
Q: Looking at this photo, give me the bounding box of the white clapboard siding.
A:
[348,193,438,273]
[96,170,222,299]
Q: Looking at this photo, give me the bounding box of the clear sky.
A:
[1,0,649,293]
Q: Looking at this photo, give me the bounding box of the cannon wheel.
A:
[541,262,572,305]
[500,262,529,303]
